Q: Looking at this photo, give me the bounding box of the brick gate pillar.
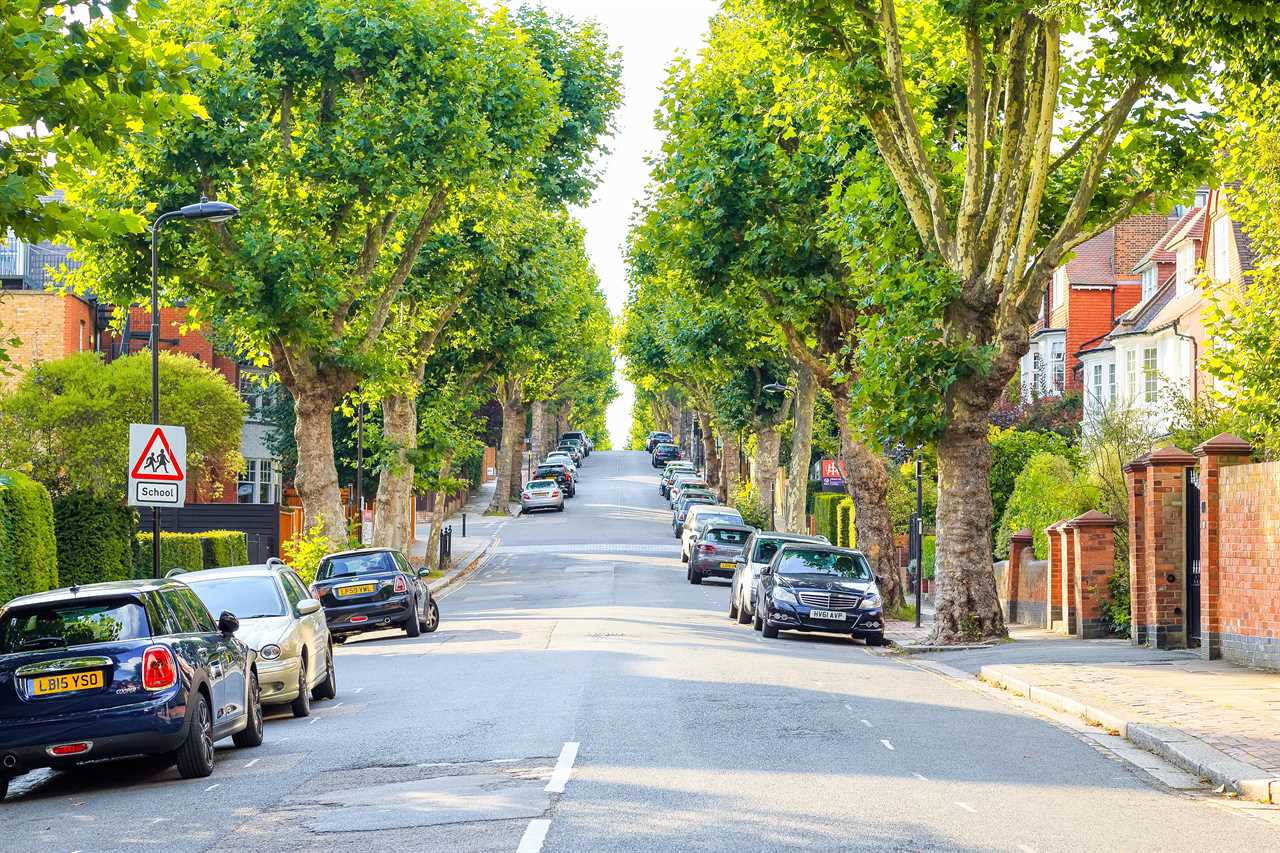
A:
[1056,524,1079,635]
[1045,521,1064,631]
[1193,433,1254,660]
[1067,511,1119,639]
[1123,455,1150,645]
[1144,446,1198,649]
[1007,529,1033,625]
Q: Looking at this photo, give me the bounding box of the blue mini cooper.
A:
[0,579,264,801]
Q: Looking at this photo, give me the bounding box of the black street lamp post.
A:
[148,197,238,577]
[912,449,924,628]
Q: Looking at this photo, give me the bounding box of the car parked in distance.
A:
[729,531,830,625]
[545,453,579,480]
[672,491,717,537]
[755,544,885,645]
[534,462,576,497]
[0,578,264,796]
[181,561,336,719]
[687,524,754,585]
[311,548,438,641]
[652,442,683,468]
[680,504,745,562]
[561,431,592,457]
[660,461,697,497]
[560,437,587,460]
[521,478,566,513]
[646,431,674,453]
[556,441,583,464]
[668,474,709,508]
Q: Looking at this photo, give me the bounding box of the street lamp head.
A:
[179,196,239,223]
[763,383,790,394]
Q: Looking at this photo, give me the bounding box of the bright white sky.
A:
[543,0,720,448]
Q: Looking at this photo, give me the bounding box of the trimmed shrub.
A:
[135,532,205,578]
[283,522,331,586]
[997,453,1094,559]
[922,535,936,580]
[53,492,137,588]
[836,497,856,548]
[813,492,843,543]
[804,480,821,514]
[200,530,250,569]
[0,471,58,603]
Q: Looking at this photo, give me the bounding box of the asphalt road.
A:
[3,450,1278,852]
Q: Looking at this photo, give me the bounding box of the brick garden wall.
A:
[1217,461,1280,670]
[992,542,1049,627]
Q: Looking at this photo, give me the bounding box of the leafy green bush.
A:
[200,530,250,568]
[887,462,937,535]
[813,492,843,543]
[53,491,137,587]
[0,471,57,603]
[283,522,332,586]
[836,497,856,547]
[989,426,1077,542]
[1105,562,1131,637]
[997,453,1094,559]
[922,535,936,580]
[135,532,205,579]
[731,482,769,530]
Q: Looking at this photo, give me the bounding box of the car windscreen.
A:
[694,513,742,530]
[186,576,287,619]
[318,551,398,580]
[0,598,150,653]
[678,496,715,513]
[527,479,557,490]
[706,528,749,545]
[655,443,677,452]
[775,549,872,580]
[535,467,564,478]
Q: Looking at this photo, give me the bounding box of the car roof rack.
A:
[164,567,187,578]
[266,557,289,570]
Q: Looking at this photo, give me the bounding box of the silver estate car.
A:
[520,478,565,513]
[181,560,336,718]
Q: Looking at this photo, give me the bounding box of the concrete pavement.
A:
[3,451,1279,851]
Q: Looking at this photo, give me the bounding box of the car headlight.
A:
[860,593,883,610]
[259,644,282,660]
[772,587,797,605]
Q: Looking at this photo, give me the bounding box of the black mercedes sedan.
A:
[755,544,885,646]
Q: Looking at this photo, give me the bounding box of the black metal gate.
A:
[1186,467,1202,647]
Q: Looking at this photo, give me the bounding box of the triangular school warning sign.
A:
[130,427,185,482]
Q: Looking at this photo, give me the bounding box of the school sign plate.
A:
[128,424,187,508]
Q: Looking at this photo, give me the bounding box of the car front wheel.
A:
[233,672,264,748]
[736,591,752,625]
[761,610,779,639]
[405,600,422,638]
[312,644,337,700]
[0,775,7,802]
[174,691,215,779]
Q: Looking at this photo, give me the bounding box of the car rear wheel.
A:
[736,592,752,625]
[405,600,422,638]
[175,691,215,779]
[233,672,264,748]
[424,599,440,634]
[728,592,738,620]
[291,661,312,718]
[312,644,337,700]
[680,549,688,563]
[0,775,7,802]
[688,566,702,585]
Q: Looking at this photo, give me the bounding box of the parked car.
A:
[680,504,745,561]
[668,474,709,508]
[672,492,717,537]
[310,548,439,641]
[0,578,264,795]
[545,453,579,480]
[687,524,754,585]
[534,462,576,496]
[660,461,697,496]
[646,431,674,453]
[556,442,583,464]
[561,430,592,456]
[181,561,336,719]
[521,478,566,513]
[652,442,683,468]
[755,544,885,645]
[560,437,587,459]
[729,531,830,624]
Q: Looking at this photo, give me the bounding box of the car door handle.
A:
[211,663,224,678]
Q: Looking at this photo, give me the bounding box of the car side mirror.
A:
[734,556,747,566]
[296,598,322,616]
[417,567,432,579]
[760,567,773,576]
[217,611,240,635]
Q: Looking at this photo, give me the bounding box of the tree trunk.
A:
[508,400,527,502]
[697,411,720,492]
[753,425,782,525]
[424,450,455,569]
[531,401,549,464]
[832,396,904,611]
[292,387,349,548]
[720,431,742,503]
[487,382,523,515]
[783,363,817,532]
[931,403,1007,643]
[371,390,418,554]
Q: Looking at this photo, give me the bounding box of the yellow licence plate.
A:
[720,562,737,569]
[337,583,376,597]
[32,670,104,696]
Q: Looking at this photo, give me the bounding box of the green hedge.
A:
[0,471,58,604]
[53,492,137,588]
[836,497,856,548]
[135,532,205,578]
[804,480,822,514]
[923,535,936,580]
[813,492,843,543]
[199,530,250,569]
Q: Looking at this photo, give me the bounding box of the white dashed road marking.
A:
[204,783,220,792]
[880,739,895,751]
[546,741,580,793]
[1018,845,1037,853]
[860,719,872,728]
[243,758,260,769]
[913,773,928,781]
[516,818,551,853]
[955,801,977,813]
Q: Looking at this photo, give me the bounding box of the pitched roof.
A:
[1064,229,1115,285]
[1108,275,1178,337]
[1132,207,1202,273]
[1163,206,1206,253]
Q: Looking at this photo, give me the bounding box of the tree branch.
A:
[361,188,451,351]
[956,17,987,272]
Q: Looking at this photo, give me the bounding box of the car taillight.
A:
[393,574,408,593]
[48,742,92,756]
[699,543,715,553]
[142,646,177,691]
[551,490,560,497]
[522,491,532,499]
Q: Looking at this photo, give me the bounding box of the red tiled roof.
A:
[1064,229,1115,285]
[1132,207,1203,273]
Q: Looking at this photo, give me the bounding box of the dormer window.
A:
[1051,268,1066,311]
[1214,216,1232,284]
[1176,243,1196,294]
[1141,265,1159,300]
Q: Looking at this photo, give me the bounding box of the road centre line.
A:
[243,758,259,768]
[545,741,580,794]
[1017,846,1037,853]
[516,818,551,853]
[880,739,895,751]
[860,719,872,727]
[913,773,929,781]
[204,783,220,792]
[955,802,977,813]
